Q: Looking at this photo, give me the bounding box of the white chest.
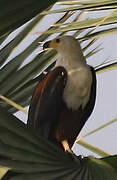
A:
[55,57,92,110]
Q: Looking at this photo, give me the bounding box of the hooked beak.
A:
[43,41,51,50]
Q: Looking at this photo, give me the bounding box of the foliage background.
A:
[0,0,117,179]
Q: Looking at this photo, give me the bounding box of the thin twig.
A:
[77,118,117,140]
[76,138,111,157]
[0,95,28,114]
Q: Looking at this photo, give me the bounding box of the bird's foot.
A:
[61,140,78,161]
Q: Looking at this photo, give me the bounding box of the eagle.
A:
[27,36,96,155]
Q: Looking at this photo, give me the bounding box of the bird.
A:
[27,35,97,155]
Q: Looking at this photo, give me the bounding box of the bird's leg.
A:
[61,140,77,160]
[61,140,73,153]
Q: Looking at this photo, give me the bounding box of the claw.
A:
[61,140,78,161]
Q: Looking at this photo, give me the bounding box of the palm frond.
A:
[0,107,117,179]
[0,0,57,38]
[42,1,117,14]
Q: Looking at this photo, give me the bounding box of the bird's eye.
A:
[56,38,60,43]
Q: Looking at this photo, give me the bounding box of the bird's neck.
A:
[55,52,87,69]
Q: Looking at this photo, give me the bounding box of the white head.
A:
[43,35,85,62]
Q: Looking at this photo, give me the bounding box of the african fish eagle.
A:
[27,36,96,155]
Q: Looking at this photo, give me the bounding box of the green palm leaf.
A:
[0,0,57,38]
[44,13,117,34]
[0,107,117,179]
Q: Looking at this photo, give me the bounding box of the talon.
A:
[61,140,78,161]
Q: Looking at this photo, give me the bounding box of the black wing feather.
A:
[82,66,97,123]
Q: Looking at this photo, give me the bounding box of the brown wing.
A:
[27,66,67,139]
